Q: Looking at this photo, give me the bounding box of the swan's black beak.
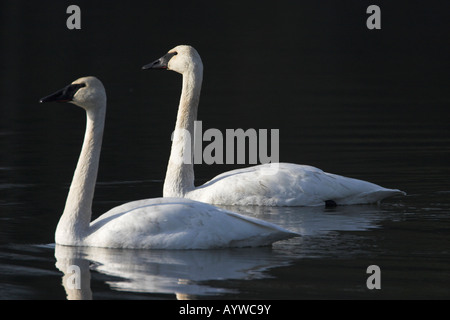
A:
[142,52,177,70]
[39,83,86,103]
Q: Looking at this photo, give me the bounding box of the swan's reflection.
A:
[218,204,388,236]
[55,246,93,300]
[55,204,389,299]
[55,244,293,299]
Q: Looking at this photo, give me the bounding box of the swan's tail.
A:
[222,209,300,247]
[337,189,406,205]
[230,230,299,248]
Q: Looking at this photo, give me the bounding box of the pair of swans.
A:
[40,45,404,249]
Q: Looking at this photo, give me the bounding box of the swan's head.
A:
[39,76,106,111]
[142,45,203,75]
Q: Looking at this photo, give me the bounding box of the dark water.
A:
[1,1,450,300]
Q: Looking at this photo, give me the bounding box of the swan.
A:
[39,76,298,249]
[142,45,405,206]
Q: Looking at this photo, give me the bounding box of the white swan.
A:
[142,45,405,206]
[39,76,298,249]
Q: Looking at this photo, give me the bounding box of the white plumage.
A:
[39,76,298,249]
[143,45,405,206]
[86,197,297,249]
[187,163,404,206]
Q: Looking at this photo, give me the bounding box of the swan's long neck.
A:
[163,66,202,197]
[56,106,105,245]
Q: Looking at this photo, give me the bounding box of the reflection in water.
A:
[1,1,448,300]
[54,204,387,299]
[218,204,388,236]
[55,246,92,300]
[54,244,292,300]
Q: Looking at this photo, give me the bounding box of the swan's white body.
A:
[144,45,405,206]
[40,76,297,249]
[185,163,404,206]
[84,197,296,249]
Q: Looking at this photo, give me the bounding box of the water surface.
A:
[1,1,449,300]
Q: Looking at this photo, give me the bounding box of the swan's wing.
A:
[87,197,298,249]
[188,163,405,206]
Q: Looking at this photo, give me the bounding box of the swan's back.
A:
[187,163,405,206]
[85,197,298,249]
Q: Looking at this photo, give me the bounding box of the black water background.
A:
[0,1,449,299]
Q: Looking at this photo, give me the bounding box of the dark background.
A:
[1,0,450,300]
[1,0,449,241]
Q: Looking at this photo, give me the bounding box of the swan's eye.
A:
[72,83,86,93]
[173,52,178,55]
[39,82,86,103]
[65,83,86,99]
[67,83,85,94]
